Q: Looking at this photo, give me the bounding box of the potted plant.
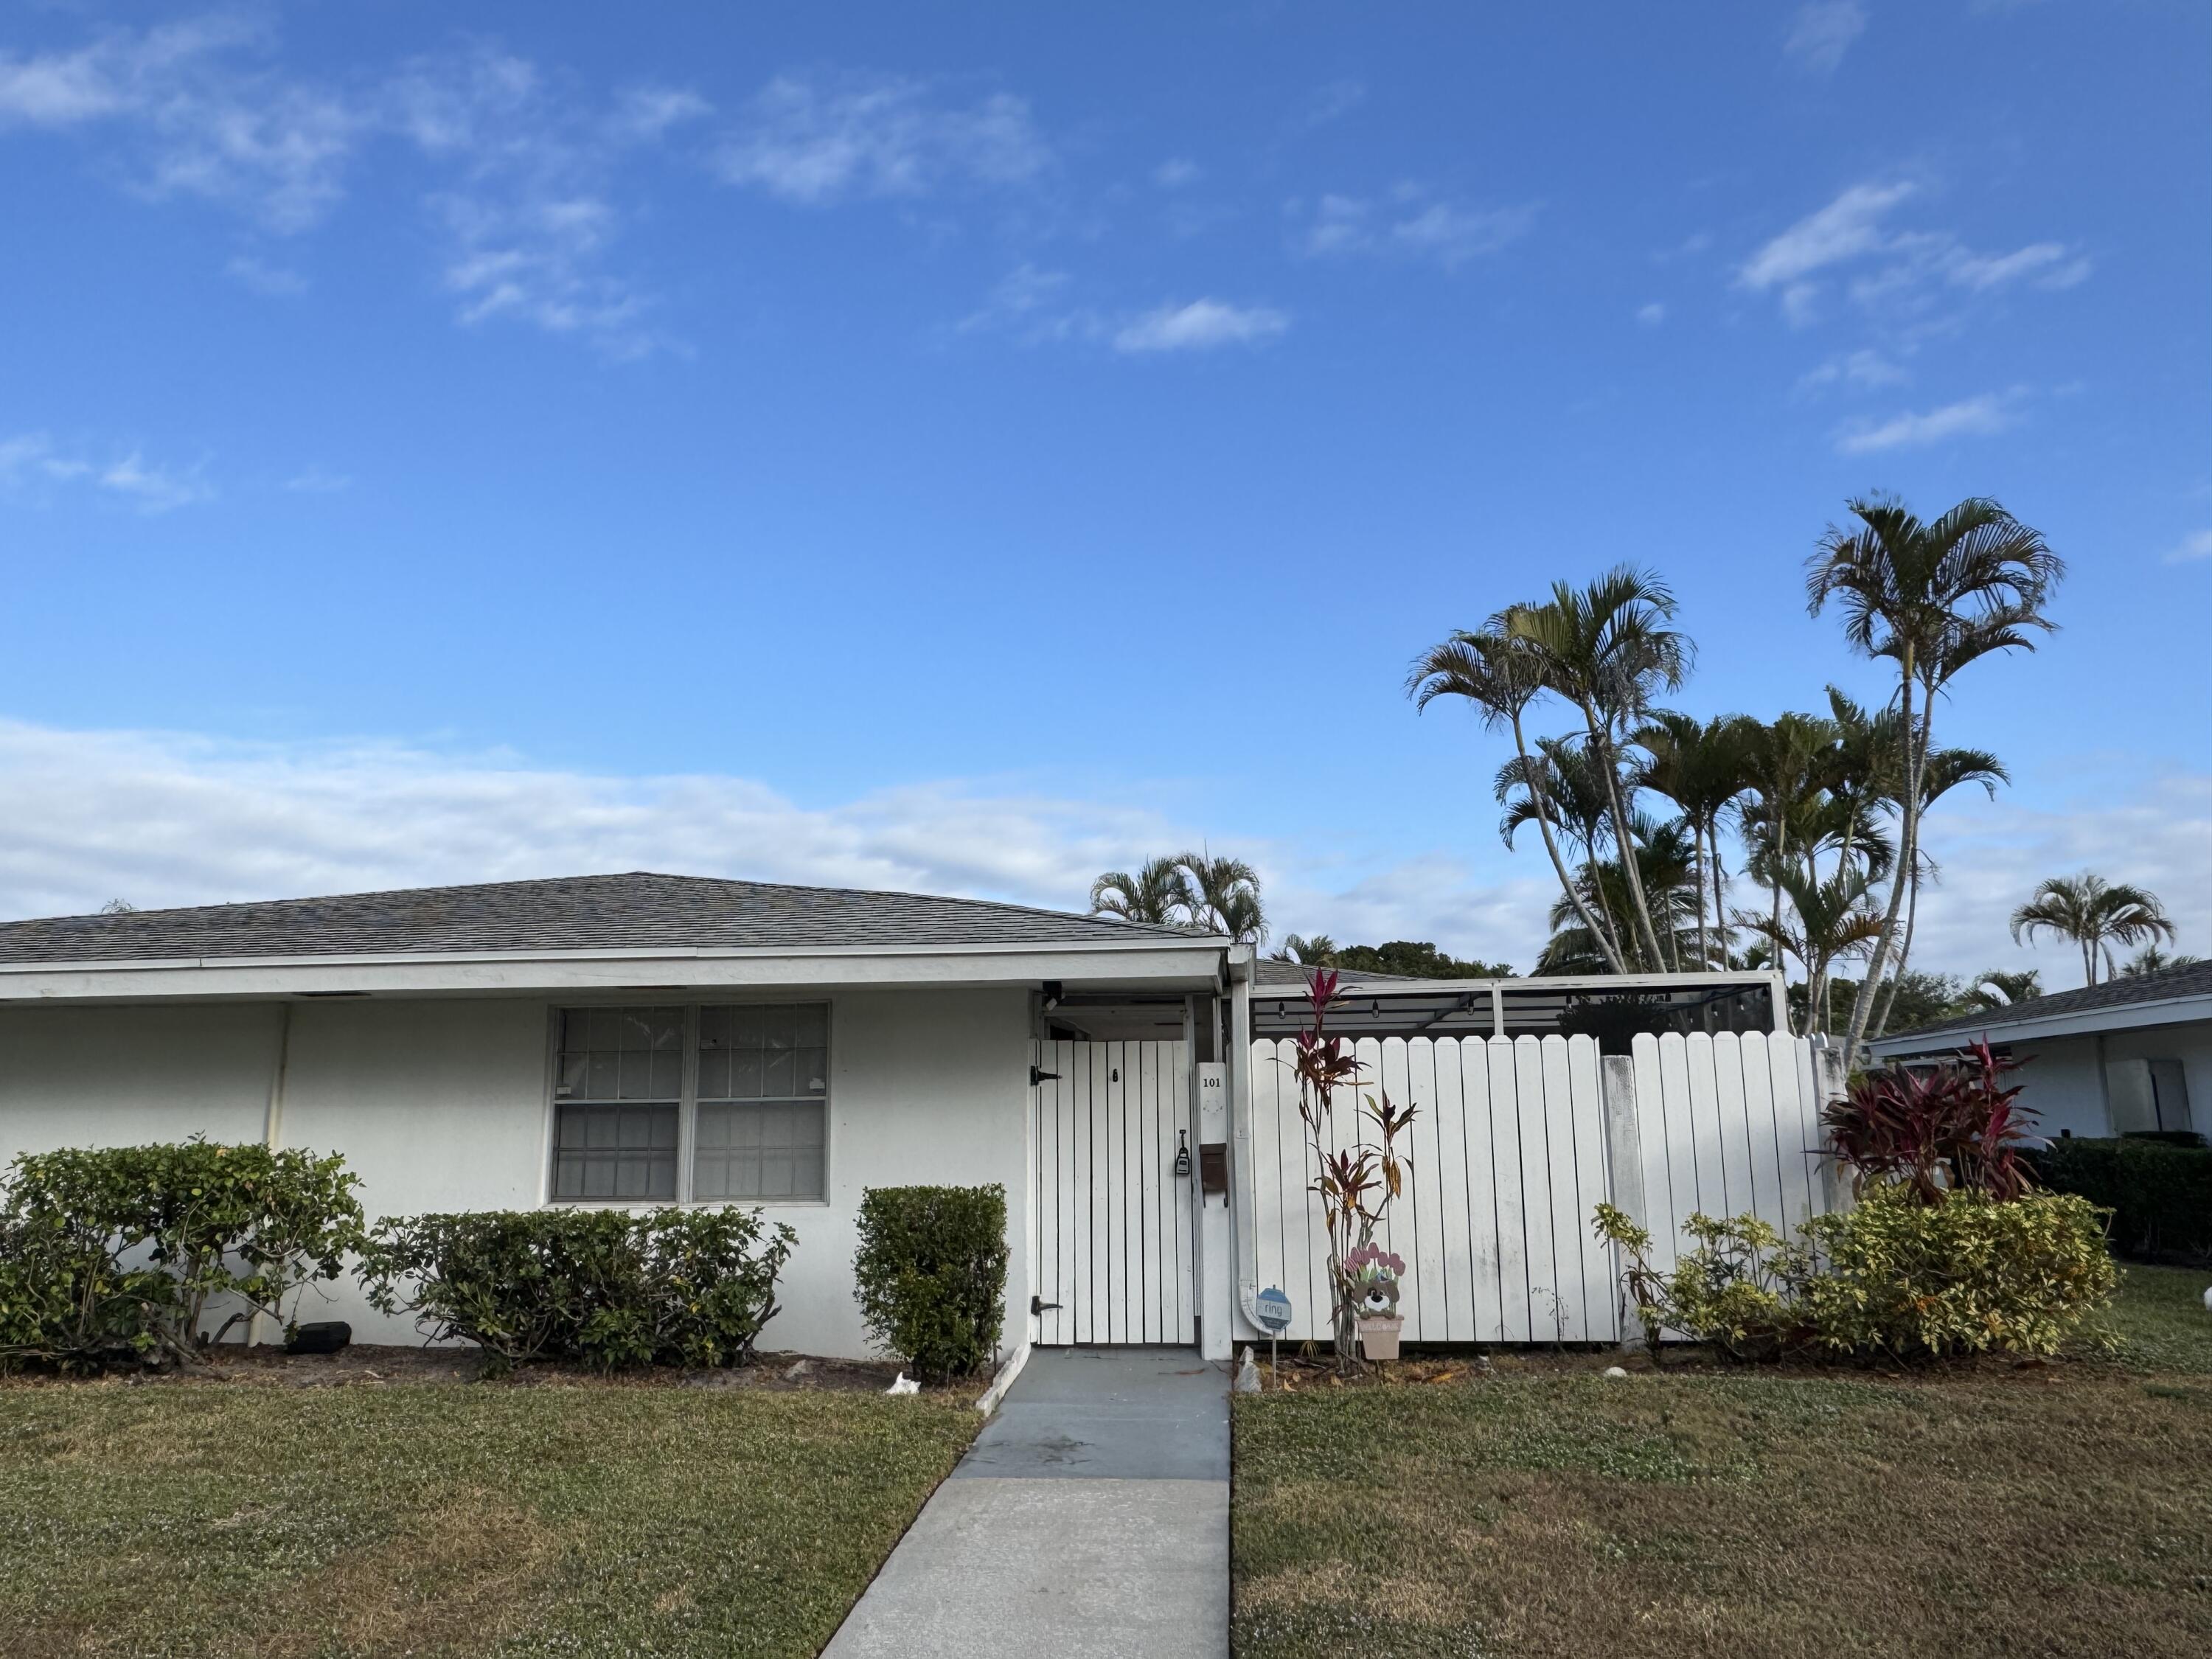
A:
[1343,1243,1406,1362]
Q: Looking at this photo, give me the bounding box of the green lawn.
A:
[0,1382,978,1658]
[1234,1263,2212,1659]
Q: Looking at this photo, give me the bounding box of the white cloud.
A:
[226,253,306,296]
[1784,2,1868,73]
[0,433,210,512]
[1741,181,1916,291]
[283,465,352,494]
[0,23,684,354]
[714,73,1048,204]
[1307,80,1366,125]
[1292,188,1535,269]
[2166,529,2212,564]
[0,717,1559,972]
[1944,240,2092,291]
[1908,773,2212,981]
[1153,157,1200,188]
[1797,347,1908,393]
[1636,302,1666,326]
[956,262,1100,345]
[1742,181,2090,335]
[1113,298,1288,354]
[7,718,2197,990]
[610,84,712,143]
[1834,390,2023,454]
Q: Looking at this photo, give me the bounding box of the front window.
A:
[552,1003,830,1203]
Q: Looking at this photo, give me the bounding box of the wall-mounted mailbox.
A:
[1197,1141,1229,1197]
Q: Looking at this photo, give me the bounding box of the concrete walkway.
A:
[823,1349,1229,1658]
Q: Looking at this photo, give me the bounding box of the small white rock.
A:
[2202,1285,2211,1314]
[1234,1346,1261,1394]
[1602,1365,1630,1379]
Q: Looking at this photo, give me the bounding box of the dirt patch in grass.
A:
[0,1382,980,1658]
[1234,1268,2212,1658]
[4,1343,983,1402]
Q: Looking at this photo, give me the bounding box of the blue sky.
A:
[1,1,2206,981]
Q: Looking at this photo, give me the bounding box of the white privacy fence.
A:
[1245,1030,1841,1346]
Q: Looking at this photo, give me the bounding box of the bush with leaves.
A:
[357,1206,795,1371]
[2028,1135,2212,1261]
[851,1185,1008,1380]
[0,1140,365,1372]
[1824,1039,2040,1200]
[1595,1181,2117,1363]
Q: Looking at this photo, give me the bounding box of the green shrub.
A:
[0,1140,365,1372]
[852,1185,1008,1380]
[2030,1135,2212,1259]
[1595,1183,2118,1363]
[355,1206,794,1371]
[1795,1185,2118,1358]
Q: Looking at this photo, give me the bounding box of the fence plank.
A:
[1378,1038,1417,1335]
[1408,1038,1448,1343]
[1460,1037,1503,1342]
[1540,1036,1588,1342]
[1430,1038,1475,1343]
[1567,1036,1617,1340]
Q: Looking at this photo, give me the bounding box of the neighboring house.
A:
[1867,960,2212,1141]
[0,870,1794,1363]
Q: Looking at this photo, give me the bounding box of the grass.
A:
[0,1381,978,1658]
[1234,1263,2212,1658]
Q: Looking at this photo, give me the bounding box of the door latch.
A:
[1029,1065,1061,1086]
[1029,1294,1062,1316]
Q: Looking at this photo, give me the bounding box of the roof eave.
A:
[0,936,1235,1004]
[1868,991,2212,1054]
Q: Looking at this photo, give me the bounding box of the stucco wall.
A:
[0,987,1033,1361]
[2003,1019,2212,1140]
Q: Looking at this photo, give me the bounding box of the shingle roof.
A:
[1251,958,1419,990]
[1880,958,2212,1046]
[0,872,1216,965]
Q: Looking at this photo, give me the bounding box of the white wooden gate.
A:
[1029,1039,1197,1346]
[1247,1029,1840,1346]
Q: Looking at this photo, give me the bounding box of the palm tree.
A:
[1865,743,2008,1037]
[1537,815,1702,975]
[1633,712,1756,969]
[1806,495,2064,1057]
[2118,945,2202,978]
[1494,736,1630,966]
[1735,710,1839,966]
[1501,568,1694,971]
[1734,867,1883,1035]
[1408,626,1633,974]
[1089,857,1196,926]
[1270,933,1338,966]
[2010,874,2177,987]
[1177,852,1266,944]
[1968,968,2043,1010]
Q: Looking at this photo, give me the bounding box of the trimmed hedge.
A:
[852,1185,1008,1380]
[0,1140,365,1373]
[356,1206,795,1371]
[2030,1136,2212,1260]
[1596,1183,2119,1362]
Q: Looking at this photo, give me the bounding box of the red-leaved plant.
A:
[1290,970,1416,1368]
[1822,1038,2043,1203]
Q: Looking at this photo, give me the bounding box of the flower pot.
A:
[1357,1313,1403,1362]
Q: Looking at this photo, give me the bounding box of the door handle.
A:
[1030,1295,1062,1316]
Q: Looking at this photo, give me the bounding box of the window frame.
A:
[542,998,833,1208]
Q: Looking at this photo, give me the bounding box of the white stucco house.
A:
[1866,959,2211,1141]
[0,873,1267,1360]
[0,871,1795,1365]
